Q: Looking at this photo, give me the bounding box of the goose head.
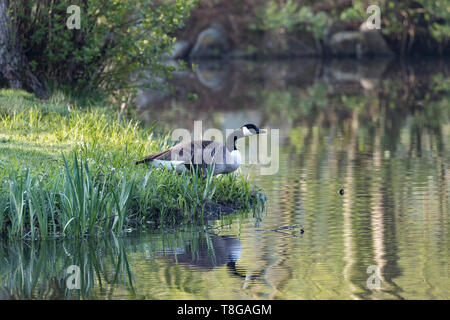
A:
[226,124,266,152]
[238,123,266,137]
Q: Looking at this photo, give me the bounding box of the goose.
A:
[135,124,265,176]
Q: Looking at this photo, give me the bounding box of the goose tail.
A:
[135,159,147,165]
[136,149,171,165]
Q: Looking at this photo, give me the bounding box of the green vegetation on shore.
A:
[178,0,449,57]
[0,89,263,240]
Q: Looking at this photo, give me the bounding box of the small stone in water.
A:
[339,189,344,195]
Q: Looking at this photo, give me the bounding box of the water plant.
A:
[0,152,263,239]
[0,236,134,299]
[0,90,265,239]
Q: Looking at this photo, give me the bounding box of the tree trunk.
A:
[0,0,49,98]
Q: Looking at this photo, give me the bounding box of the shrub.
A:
[11,0,199,94]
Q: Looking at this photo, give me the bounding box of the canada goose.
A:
[136,124,265,176]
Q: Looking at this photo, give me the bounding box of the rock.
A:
[323,20,355,56]
[327,58,391,80]
[329,31,365,57]
[195,61,230,91]
[262,29,318,57]
[323,58,391,94]
[324,20,350,39]
[228,48,258,59]
[166,40,191,60]
[359,22,393,56]
[329,25,393,58]
[190,24,230,59]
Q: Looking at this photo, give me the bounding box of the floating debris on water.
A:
[272,224,304,236]
[278,225,295,230]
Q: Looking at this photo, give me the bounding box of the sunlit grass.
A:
[0,89,264,239]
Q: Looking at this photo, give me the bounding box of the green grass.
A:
[0,89,264,239]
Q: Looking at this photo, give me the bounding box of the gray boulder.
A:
[359,21,393,56]
[195,61,230,91]
[190,24,230,59]
[329,31,365,57]
[262,29,318,57]
[323,20,350,43]
[329,27,393,58]
[166,40,191,60]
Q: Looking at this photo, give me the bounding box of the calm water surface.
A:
[1,58,449,299]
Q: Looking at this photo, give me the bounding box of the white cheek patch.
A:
[242,126,252,136]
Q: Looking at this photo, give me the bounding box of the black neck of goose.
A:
[226,133,238,152]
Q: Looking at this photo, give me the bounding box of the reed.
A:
[0,89,265,239]
[0,236,133,299]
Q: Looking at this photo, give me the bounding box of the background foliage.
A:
[10,0,198,95]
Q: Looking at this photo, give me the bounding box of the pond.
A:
[1,58,449,299]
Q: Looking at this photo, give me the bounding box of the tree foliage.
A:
[10,0,199,95]
[340,0,450,53]
[255,0,328,39]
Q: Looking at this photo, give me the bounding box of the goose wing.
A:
[136,140,224,165]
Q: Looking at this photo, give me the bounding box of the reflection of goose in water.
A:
[161,233,264,288]
[163,234,241,271]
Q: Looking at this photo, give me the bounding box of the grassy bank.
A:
[0,89,263,240]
